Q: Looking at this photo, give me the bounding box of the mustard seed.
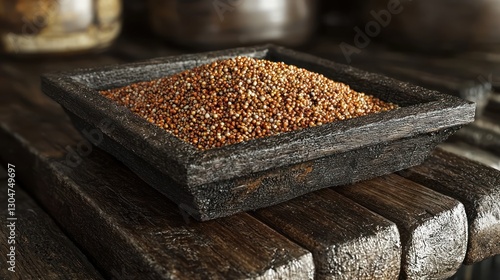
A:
[100,57,398,150]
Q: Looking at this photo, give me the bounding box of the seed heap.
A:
[100,57,398,150]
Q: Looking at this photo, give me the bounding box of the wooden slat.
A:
[438,142,500,170]
[0,100,314,279]
[254,189,401,279]
[452,116,500,156]
[335,174,468,280]
[0,180,104,279]
[399,149,500,264]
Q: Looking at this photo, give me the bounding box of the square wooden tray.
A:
[42,45,475,221]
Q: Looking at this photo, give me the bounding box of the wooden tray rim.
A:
[41,45,475,187]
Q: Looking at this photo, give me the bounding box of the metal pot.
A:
[148,0,317,49]
[0,0,122,54]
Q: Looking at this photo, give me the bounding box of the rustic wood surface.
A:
[0,180,104,280]
[0,100,314,279]
[335,174,468,280]
[1,33,500,279]
[253,189,401,280]
[399,149,500,264]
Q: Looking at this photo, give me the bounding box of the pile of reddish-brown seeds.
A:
[100,57,398,150]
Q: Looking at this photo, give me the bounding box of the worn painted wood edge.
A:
[253,189,402,280]
[336,174,468,280]
[399,149,500,264]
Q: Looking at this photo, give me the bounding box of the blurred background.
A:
[1,1,499,279]
[3,0,500,53]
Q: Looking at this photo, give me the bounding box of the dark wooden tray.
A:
[41,45,475,221]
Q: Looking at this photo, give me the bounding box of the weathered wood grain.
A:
[0,101,314,279]
[253,189,401,279]
[335,174,468,280]
[0,181,104,280]
[41,45,474,220]
[399,149,500,264]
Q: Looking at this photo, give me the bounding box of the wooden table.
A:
[1,34,500,279]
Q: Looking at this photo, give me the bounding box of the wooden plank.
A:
[253,189,401,279]
[0,180,104,279]
[335,174,468,280]
[452,116,500,156]
[0,100,314,279]
[399,149,500,264]
[438,142,500,170]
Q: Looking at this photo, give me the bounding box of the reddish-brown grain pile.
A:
[100,57,398,150]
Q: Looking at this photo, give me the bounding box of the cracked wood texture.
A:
[0,102,314,279]
[399,149,500,264]
[253,189,401,280]
[336,174,468,280]
[0,179,104,280]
